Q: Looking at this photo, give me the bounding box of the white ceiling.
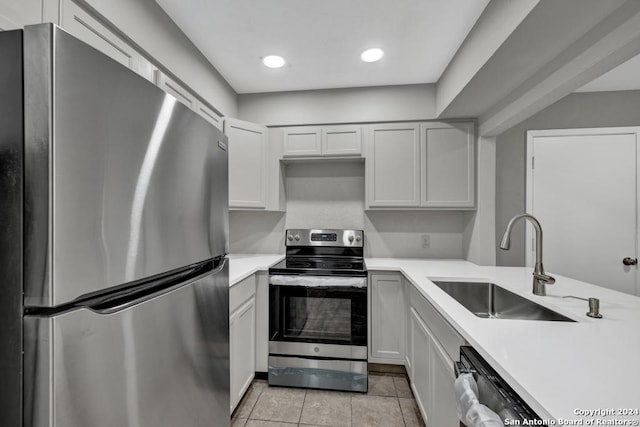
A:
[154,0,490,94]
[576,53,640,93]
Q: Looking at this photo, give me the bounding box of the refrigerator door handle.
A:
[74,257,227,315]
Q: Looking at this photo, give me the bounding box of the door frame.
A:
[526,127,640,295]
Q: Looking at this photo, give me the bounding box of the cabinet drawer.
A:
[230,274,256,313]
[409,285,464,361]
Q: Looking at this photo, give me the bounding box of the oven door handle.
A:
[269,275,367,288]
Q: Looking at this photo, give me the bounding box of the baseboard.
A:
[368,363,408,375]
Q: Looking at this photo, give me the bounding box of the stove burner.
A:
[286,261,312,268]
[322,262,352,269]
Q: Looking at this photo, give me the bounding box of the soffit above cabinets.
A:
[576,53,640,92]
[153,0,489,94]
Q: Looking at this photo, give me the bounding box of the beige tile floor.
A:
[231,374,426,427]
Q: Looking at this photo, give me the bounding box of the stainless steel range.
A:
[268,229,368,392]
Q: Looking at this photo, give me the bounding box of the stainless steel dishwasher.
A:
[455,346,542,425]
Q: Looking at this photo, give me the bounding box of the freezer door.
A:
[23,260,230,427]
[23,24,229,307]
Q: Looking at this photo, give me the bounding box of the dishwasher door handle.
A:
[454,361,476,378]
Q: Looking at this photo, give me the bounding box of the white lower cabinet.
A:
[428,336,458,427]
[410,307,432,423]
[407,291,464,427]
[369,272,405,363]
[229,275,257,413]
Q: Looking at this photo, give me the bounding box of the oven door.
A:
[269,275,367,349]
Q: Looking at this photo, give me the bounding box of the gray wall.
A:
[496,90,640,266]
[238,84,436,126]
[230,161,470,258]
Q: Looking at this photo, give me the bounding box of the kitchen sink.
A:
[431,281,575,322]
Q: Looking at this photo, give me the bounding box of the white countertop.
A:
[365,258,640,422]
[228,253,283,286]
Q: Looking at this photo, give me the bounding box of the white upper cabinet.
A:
[365,121,475,210]
[224,118,269,209]
[283,125,362,158]
[421,122,475,208]
[154,70,197,109]
[59,0,141,71]
[196,102,223,129]
[366,123,421,207]
[322,125,362,156]
[0,0,42,30]
[283,127,321,157]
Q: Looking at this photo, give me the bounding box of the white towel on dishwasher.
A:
[454,373,504,426]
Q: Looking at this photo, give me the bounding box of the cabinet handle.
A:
[622,257,638,266]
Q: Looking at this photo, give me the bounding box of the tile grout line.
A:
[298,389,307,425]
[245,381,265,422]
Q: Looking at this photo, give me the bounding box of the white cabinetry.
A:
[283,125,362,157]
[59,0,142,72]
[154,70,197,109]
[407,284,464,427]
[229,275,257,413]
[196,102,223,129]
[369,272,405,364]
[322,125,362,156]
[0,0,42,30]
[421,122,475,208]
[225,118,269,209]
[365,121,475,209]
[366,123,421,207]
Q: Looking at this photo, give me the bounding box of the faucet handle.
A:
[533,272,555,284]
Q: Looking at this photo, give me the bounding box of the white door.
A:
[527,128,639,295]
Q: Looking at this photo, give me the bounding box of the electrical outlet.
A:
[421,234,430,249]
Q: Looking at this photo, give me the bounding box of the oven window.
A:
[284,296,352,341]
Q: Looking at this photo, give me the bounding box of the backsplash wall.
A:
[230,161,470,258]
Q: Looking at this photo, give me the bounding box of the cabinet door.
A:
[420,122,475,208]
[196,102,223,129]
[366,123,421,207]
[370,273,405,363]
[0,0,42,30]
[403,278,412,377]
[230,296,256,413]
[154,70,197,110]
[283,127,321,157]
[410,307,431,425]
[225,118,268,208]
[428,338,459,427]
[322,125,362,156]
[59,0,140,71]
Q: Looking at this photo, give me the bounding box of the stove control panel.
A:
[285,229,364,247]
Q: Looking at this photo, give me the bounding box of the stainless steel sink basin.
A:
[432,281,575,322]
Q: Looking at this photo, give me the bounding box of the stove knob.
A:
[294,234,300,241]
[355,235,362,242]
[348,235,354,243]
[287,234,293,241]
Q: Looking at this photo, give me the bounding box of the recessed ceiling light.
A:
[360,48,384,63]
[262,55,286,69]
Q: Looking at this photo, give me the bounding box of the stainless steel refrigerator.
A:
[0,24,230,427]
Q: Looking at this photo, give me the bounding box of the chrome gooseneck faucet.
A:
[500,213,555,296]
